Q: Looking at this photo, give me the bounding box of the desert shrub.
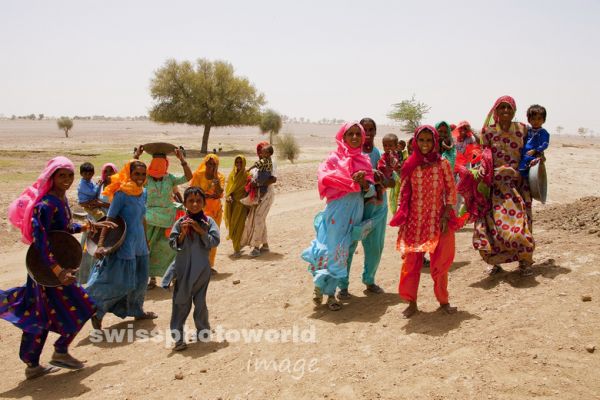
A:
[276,133,300,163]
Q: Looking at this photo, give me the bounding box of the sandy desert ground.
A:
[0,120,599,400]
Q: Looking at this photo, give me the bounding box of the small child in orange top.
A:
[389,125,461,318]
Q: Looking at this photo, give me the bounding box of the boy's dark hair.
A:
[527,104,547,121]
[262,144,274,156]
[383,133,399,144]
[129,160,146,174]
[398,140,406,146]
[360,117,377,130]
[184,186,206,202]
[80,162,94,174]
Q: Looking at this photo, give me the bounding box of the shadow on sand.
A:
[469,258,571,290]
[309,292,401,324]
[402,309,481,336]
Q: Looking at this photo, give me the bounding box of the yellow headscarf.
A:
[190,154,225,195]
[102,160,146,200]
[225,155,249,197]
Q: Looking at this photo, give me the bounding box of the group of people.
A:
[303,95,550,318]
[0,141,277,378]
[0,94,550,380]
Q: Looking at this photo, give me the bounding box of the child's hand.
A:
[526,150,536,156]
[188,220,207,235]
[352,171,367,189]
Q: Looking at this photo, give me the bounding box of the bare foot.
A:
[439,303,458,314]
[402,301,418,318]
[25,365,60,380]
[312,286,323,306]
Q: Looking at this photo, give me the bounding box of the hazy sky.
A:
[2,0,598,133]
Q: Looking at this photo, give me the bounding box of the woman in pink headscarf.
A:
[2,157,113,379]
[301,122,375,311]
[471,96,535,276]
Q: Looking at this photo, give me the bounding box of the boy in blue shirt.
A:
[519,104,550,176]
[77,162,105,219]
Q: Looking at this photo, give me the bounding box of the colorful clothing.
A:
[1,193,96,366]
[302,122,375,296]
[146,173,188,277]
[86,190,150,320]
[473,121,535,265]
[102,160,146,201]
[190,154,225,267]
[518,127,550,176]
[340,146,388,290]
[393,126,458,304]
[224,155,250,253]
[436,121,457,172]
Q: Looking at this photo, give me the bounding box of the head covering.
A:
[190,154,225,193]
[390,125,442,227]
[226,155,248,197]
[256,141,270,157]
[482,95,517,131]
[435,121,453,142]
[8,156,74,244]
[317,122,375,202]
[452,120,474,141]
[148,157,169,179]
[101,163,118,183]
[102,160,146,200]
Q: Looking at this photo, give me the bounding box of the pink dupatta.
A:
[317,122,374,202]
[8,156,75,244]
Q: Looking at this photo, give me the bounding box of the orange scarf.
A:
[102,160,146,200]
[148,157,169,179]
[190,154,224,219]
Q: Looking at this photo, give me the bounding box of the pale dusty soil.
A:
[0,121,599,400]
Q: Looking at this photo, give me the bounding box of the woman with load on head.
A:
[86,160,158,329]
[1,157,114,379]
[132,145,192,289]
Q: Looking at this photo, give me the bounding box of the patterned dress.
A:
[473,123,535,265]
[0,195,96,365]
[397,159,457,254]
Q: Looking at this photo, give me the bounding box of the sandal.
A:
[519,262,534,277]
[312,286,323,306]
[135,311,158,320]
[50,352,85,370]
[25,365,60,380]
[91,315,102,330]
[487,265,504,275]
[173,342,188,351]
[338,289,351,300]
[147,278,157,290]
[366,284,384,294]
[250,248,261,257]
[326,296,342,311]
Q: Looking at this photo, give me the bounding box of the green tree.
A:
[149,58,265,153]
[387,95,431,133]
[260,109,283,144]
[57,117,73,138]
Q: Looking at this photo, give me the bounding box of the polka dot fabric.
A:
[473,123,535,265]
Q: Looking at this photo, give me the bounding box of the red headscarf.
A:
[390,125,441,227]
[482,95,517,131]
[317,122,375,202]
[148,157,169,179]
[452,120,474,141]
[256,141,270,157]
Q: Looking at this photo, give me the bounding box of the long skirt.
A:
[473,175,535,265]
[240,185,275,249]
[86,255,149,320]
[302,192,364,296]
[147,225,176,277]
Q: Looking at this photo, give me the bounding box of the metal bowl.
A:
[86,216,127,256]
[26,231,82,287]
[528,158,547,204]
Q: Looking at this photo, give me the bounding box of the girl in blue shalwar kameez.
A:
[302,122,375,311]
[86,160,157,329]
